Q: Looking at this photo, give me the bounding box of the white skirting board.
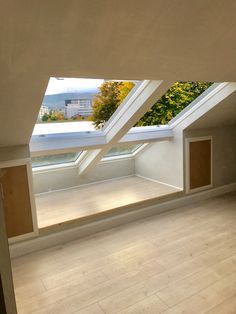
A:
[10,182,236,258]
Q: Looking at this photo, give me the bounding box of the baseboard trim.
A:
[10,182,236,258]
[135,174,183,190]
[35,174,134,196]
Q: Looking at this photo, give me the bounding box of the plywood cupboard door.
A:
[189,139,212,190]
[0,165,34,238]
[0,191,17,313]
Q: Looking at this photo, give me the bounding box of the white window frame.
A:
[32,144,149,173]
[101,143,148,162]
[30,81,226,174]
[31,151,87,173]
[30,80,174,173]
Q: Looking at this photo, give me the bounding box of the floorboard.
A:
[35,176,181,229]
[12,191,236,314]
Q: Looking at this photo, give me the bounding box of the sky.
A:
[45,77,104,95]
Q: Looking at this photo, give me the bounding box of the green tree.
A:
[42,110,66,122]
[41,113,49,121]
[51,111,65,121]
[92,81,134,128]
[136,82,212,126]
[91,81,212,128]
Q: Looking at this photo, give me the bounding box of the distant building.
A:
[65,98,93,119]
[38,105,49,121]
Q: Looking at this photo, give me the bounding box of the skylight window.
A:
[34,77,139,136]
[31,152,82,168]
[31,144,144,170]
[31,79,218,175]
[35,78,103,135]
[133,81,213,127]
[103,144,143,159]
[31,144,144,169]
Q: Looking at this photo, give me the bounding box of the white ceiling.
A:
[1,0,236,146]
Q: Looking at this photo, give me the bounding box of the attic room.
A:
[0,1,236,313]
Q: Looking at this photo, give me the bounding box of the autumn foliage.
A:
[91,81,212,128]
[91,81,135,128]
[136,81,212,126]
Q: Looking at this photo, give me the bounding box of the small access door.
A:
[186,137,213,193]
[0,187,17,313]
[0,165,34,238]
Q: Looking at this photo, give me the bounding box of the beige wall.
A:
[135,127,184,189]
[2,1,236,148]
[0,145,30,163]
[185,124,236,187]
[33,158,135,194]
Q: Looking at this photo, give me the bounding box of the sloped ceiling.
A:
[187,91,236,129]
[1,0,236,146]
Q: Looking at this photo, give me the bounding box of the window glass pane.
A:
[104,144,143,158]
[134,81,213,127]
[34,78,140,135]
[37,78,103,127]
[31,152,81,168]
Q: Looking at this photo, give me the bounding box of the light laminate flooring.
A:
[11,191,236,313]
[35,176,181,229]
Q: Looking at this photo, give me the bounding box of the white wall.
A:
[33,124,236,195]
[33,158,135,194]
[185,125,236,187]
[135,127,184,189]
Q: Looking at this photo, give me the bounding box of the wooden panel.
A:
[0,274,6,314]
[189,140,211,190]
[0,193,17,313]
[11,192,236,314]
[0,165,33,238]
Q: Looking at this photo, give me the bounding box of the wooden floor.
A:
[35,176,181,229]
[12,191,236,314]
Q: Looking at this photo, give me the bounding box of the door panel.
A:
[0,191,17,313]
[189,139,212,190]
[0,165,34,238]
